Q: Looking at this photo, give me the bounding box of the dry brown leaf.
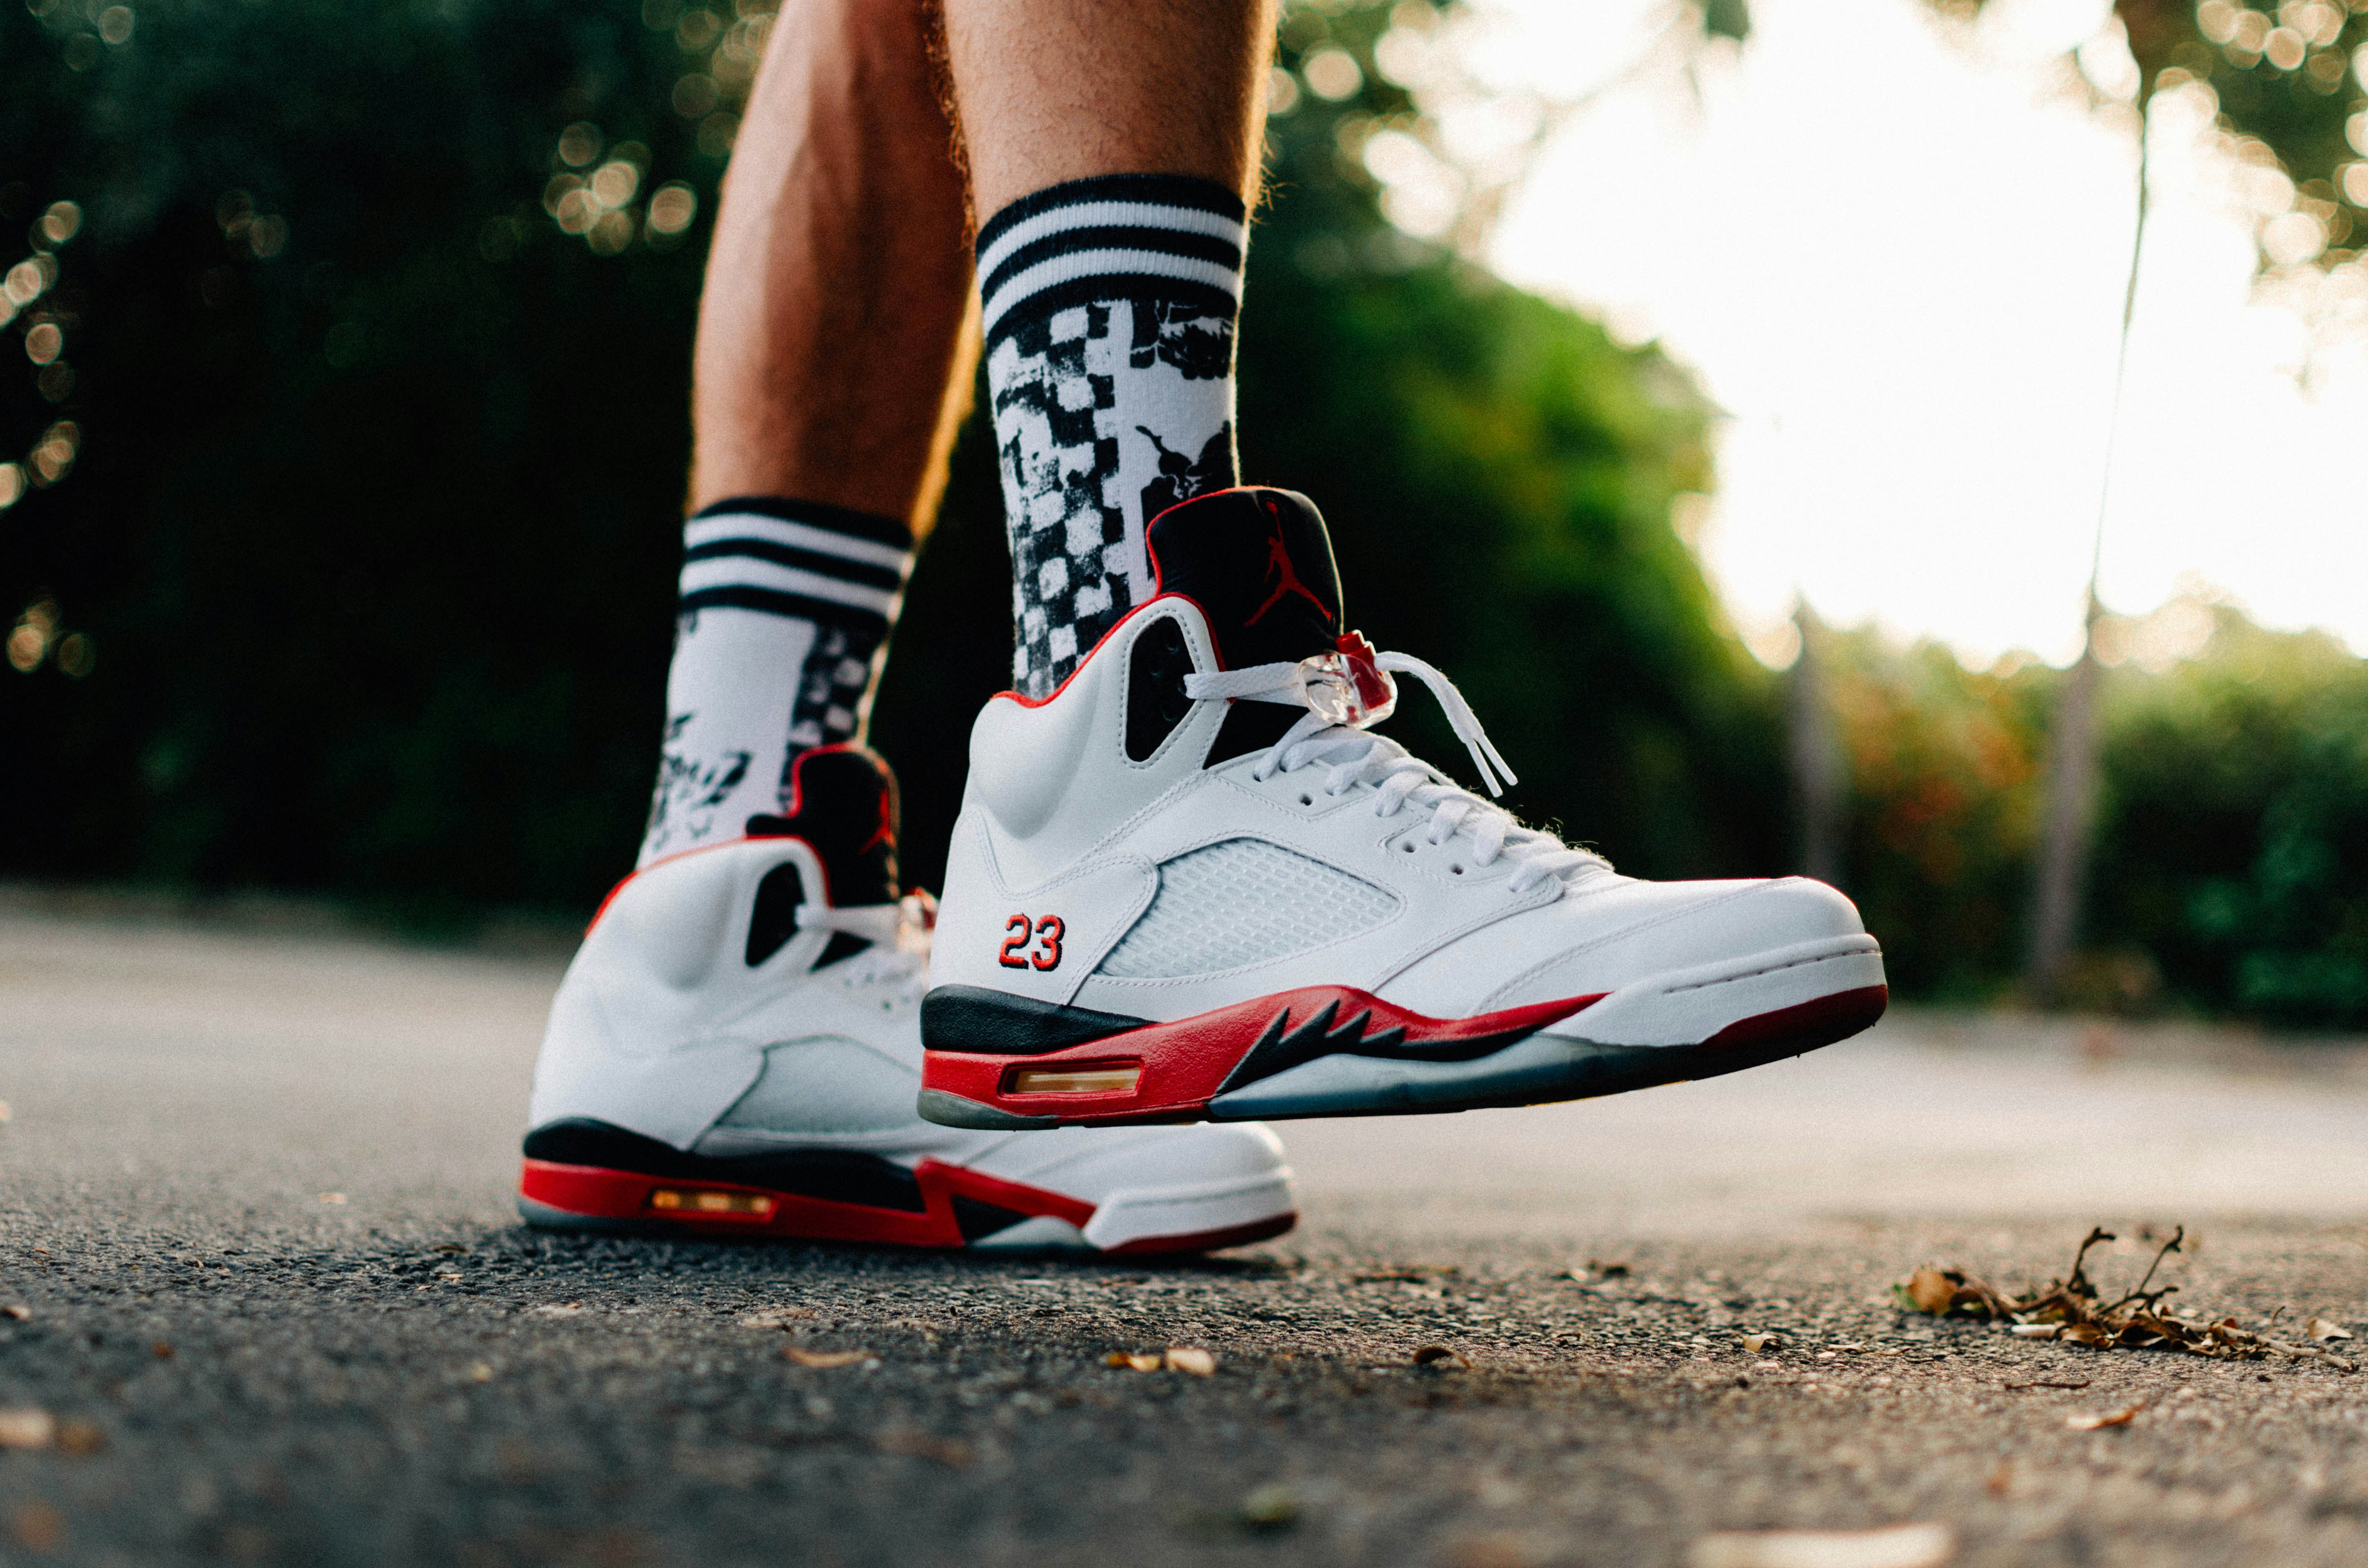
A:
[1164,1347,1217,1376]
[1904,1268,1958,1316]
[1412,1345,1462,1366]
[2306,1317,2355,1342]
[0,1409,54,1450]
[2059,1323,2112,1349]
[1,1305,27,1321]
[12,1502,62,1554]
[1689,1521,1954,1568]
[1104,1351,1162,1372]
[735,1309,817,1329]
[876,1427,973,1468]
[1741,1334,1778,1354]
[784,1348,870,1369]
[2065,1401,2144,1431]
[54,1420,105,1456]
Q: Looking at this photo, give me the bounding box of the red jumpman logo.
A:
[1246,514,1330,626]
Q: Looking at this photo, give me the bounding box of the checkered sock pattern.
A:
[977,174,1247,698]
[638,497,913,867]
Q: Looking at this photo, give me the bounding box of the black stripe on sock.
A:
[680,538,908,593]
[678,585,894,630]
[974,173,1245,256]
[983,275,1241,348]
[689,495,914,550]
[978,226,1245,311]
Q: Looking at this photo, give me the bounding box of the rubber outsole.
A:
[919,979,1888,1128]
[516,1156,1295,1256]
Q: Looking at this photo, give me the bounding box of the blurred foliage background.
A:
[2,0,2364,1027]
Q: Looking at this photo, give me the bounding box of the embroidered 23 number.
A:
[997,914,1064,971]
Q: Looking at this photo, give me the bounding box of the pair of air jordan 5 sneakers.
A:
[519,488,1889,1254]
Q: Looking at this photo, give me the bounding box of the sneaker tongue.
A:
[1146,487,1344,670]
[743,745,900,907]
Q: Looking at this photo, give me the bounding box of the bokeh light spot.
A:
[552,187,596,234]
[38,201,80,245]
[8,601,59,674]
[557,122,602,169]
[587,209,635,256]
[0,464,22,509]
[24,322,62,365]
[96,5,131,43]
[646,182,697,235]
[1302,47,1363,102]
[1266,66,1300,117]
[672,73,718,118]
[3,260,48,306]
[590,160,641,209]
[2263,208,2327,264]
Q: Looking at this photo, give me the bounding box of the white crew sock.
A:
[639,497,913,866]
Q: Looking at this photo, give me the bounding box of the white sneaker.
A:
[519,746,1299,1253]
[918,487,1887,1129]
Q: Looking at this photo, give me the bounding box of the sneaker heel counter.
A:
[527,841,809,1141]
[527,950,618,1130]
[929,807,1009,995]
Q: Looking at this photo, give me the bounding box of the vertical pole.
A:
[2027,89,2151,1001]
[2027,599,2105,998]
[1787,599,1846,887]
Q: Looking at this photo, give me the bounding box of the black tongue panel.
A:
[744,745,900,907]
[1145,487,1343,670]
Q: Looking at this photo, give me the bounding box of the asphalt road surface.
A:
[6,901,2368,1568]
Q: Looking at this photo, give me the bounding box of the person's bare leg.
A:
[690,0,975,534]
[939,0,1275,216]
[641,0,977,866]
[934,0,1277,697]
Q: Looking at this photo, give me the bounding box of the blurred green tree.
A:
[2093,607,2368,1025]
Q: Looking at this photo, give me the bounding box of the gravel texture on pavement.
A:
[4,902,2367,1568]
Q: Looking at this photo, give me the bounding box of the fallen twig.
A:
[1897,1225,2356,1373]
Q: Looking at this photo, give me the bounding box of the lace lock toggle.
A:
[1293,631,1398,729]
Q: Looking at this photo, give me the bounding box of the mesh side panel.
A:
[1096,838,1400,980]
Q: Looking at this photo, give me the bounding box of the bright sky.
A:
[1456,0,2368,667]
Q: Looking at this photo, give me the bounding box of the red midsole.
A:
[518,1156,1093,1247]
[921,986,1603,1122]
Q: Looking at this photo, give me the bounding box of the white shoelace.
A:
[1184,650,1606,896]
[796,894,934,996]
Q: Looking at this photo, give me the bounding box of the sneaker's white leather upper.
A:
[931,595,1868,1034]
[529,834,1289,1203]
